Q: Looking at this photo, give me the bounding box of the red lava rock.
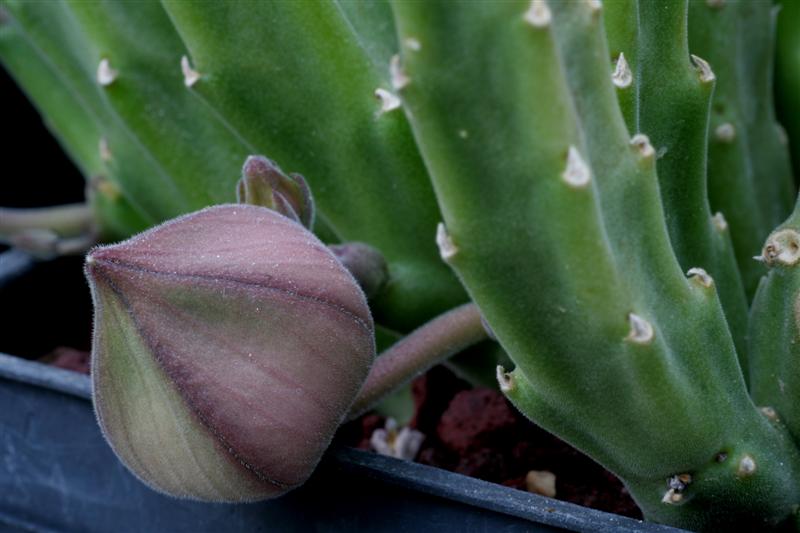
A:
[39,346,90,374]
[410,364,470,435]
[356,413,385,450]
[437,388,518,454]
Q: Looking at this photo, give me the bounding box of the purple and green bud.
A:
[329,242,388,299]
[84,205,374,502]
[237,156,315,230]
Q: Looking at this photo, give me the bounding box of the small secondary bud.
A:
[181,55,201,88]
[329,242,388,299]
[612,53,632,89]
[85,205,375,502]
[626,313,654,344]
[97,58,118,86]
[524,0,552,28]
[238,155,315,229]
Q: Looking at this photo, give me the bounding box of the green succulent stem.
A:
[0,202,92,235]
[750,196,800,446]
[688,0,795,299]
[0,202,97,258]
[626,0,750,366]
[392,0,800,529]
[775,0,800,180]
[348,303,486,419]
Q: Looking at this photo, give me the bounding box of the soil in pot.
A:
[339,365,643,520]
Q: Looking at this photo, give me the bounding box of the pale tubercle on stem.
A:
[347,303,488,419]
[0,202,96,259]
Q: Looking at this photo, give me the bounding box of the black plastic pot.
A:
[0,251,685,533]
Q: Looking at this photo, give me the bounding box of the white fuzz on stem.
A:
[759,406,778,421]
[737,455,756,476]
[436,222,458,261]
[390,55,410,90]
[562,146,591,187]
[759,229,800,266]
[404,38,421,52]
[586,0,603,13]
[496,366,515,393]
[181,55,201,88]
[96,58,118,86]
[691,54,715,83]
[662,489,683,505]
[524,0,552,28]
[374,88,401,113]
[612,53,632,89]
[630,134,655,158]
[711,212,728,232]
[715,123,736,143]
[626,313,654,344]
[687,267,714,288]
[98,137,112,162]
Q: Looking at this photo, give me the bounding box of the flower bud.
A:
[329,242,389,299]
[85,205,374,502]
[237,156,315,229]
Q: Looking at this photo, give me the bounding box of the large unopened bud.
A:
[237,156,315,229]
[85,205,374,502]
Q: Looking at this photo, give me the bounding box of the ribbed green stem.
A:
[750,195,800,446]
[160,0,467,330]
[392,1,800,529]
[633,0,749,369]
